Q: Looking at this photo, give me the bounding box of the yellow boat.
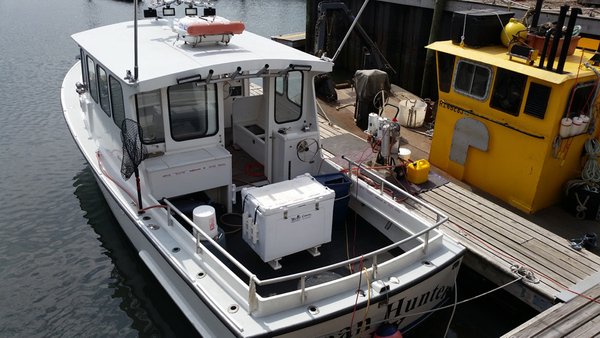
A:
[427,11,600,214]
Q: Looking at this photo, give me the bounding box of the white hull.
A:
[96,170,461,337]
[62,13,465,336]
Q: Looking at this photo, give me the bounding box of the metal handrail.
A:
[162,198,254,279]
[161,164,449,310]
[342,155,449,224]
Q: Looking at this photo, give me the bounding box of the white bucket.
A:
[193,205,219,240]
[398,147,412,160]
[398,99,427,128]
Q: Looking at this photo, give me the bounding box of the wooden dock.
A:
[502,283,600,337]
[316,88,600,335]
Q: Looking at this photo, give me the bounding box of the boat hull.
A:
[91,169,462,337]
[93,171,238,338]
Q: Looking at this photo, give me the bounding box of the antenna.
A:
[134,0,139,82]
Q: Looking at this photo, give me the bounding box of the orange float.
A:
[186,21,245,36]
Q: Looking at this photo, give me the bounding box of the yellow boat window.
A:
[437,52,455,93]
[453,60,492,100]
[489,68,527,116]
[565,81,597,118]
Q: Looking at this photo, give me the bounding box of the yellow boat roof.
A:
[427,40,599,85]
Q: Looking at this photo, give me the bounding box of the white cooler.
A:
[241,174,335,269]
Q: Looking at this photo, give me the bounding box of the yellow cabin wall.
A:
[430,51,599,213]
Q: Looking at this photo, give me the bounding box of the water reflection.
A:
[73,166,200,337]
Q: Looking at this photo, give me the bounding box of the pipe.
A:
[538,28,553,69]
[546,5,569,72]
[420,0,448,98]
[557,8,582,74]
[330,0,370,62]
[530,0,544,29]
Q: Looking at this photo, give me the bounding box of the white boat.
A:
[61,3,465,337]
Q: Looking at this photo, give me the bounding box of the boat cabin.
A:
[73,17,330,214]
[427,9,600,213]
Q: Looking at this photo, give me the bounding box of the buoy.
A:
[374,324,403,338]
[580,115,590,133]
[501,18,527,47]
[559,117,572,138]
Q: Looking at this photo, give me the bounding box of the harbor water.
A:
[0,0,536,336]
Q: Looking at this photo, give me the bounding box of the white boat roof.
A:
[72,17,333,91]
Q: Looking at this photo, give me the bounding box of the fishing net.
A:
[121,118,148,180]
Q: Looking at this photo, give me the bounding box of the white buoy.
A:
[580,115,590,134]
[560,117,572,138]
[571,116,583,136]
[193,205,219,240]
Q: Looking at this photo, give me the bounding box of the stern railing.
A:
[161,160,449,314]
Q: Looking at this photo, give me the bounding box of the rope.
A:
[575,193,590,220]
[358,267,372,337]
[348,275,525,336]
[323,273,524,337]
[451,220,600,307]
[460,13,467,47]
[495,13,511,45]
[584,63,600,135]
[348,256,365,332]
[510,264,540,284]
[443,271,458,338]
[582,138,600,184]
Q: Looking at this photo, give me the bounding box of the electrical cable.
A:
[327,275,524,337]
[358,267,372,337]
[443,271,459,338]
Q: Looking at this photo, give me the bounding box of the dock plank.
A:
[563,315,600,337]
[503,285,600,337]
[418,193,577,290]
[428,188,533,242]
[441,184,600,272]
[442,182,600,271]
[405,197,561,298]
[522,239,598,279]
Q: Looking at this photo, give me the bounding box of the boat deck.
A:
[317,84,600,334]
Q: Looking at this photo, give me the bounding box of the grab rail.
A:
[161,162,449,313]
[342,155,448,225]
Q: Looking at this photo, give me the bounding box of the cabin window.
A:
[79,49,87,84]
[136,90,165,144]
[168,82,218,141]
[97,66,111,117]
[565,81,597,118]
[489,68,527,116]
[453,60,491,100]
[524,83,551,119]
[437,52,455,93]
[275,76,284,95]
[110,76,125,129]
[275,71,303,124]
[86,56,98,103]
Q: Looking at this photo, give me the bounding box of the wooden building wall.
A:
[307,0,453,99]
